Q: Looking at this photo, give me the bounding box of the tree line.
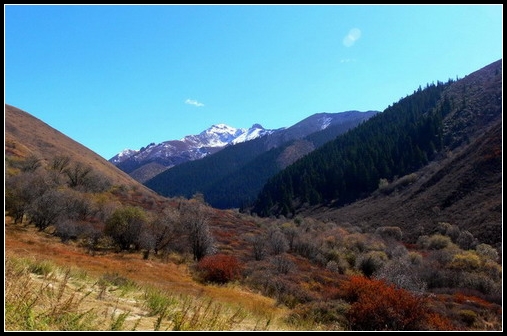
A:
[251,80,455,217]
[5,155,216,261]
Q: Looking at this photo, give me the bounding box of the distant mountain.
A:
[252,59,502,248]
[110,123,274,182]
[144,110,378,208]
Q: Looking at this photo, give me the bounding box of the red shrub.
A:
[341,276,454,331]
[197,253,242,284]
[453,292,492,308]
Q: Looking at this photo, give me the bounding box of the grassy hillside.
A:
[5,104,159,195]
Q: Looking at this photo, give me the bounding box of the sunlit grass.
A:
[4,254,284,331]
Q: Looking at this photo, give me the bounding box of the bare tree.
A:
[137,207,181,259]
[5,173,29,224]
[5,169,58,224]
[281,223,298,252]
[179,201,216,261]
[151,207,181,254]
[374,257,427,293]
[271,254,296,275]
[26,189,66,231]
[19,154,42,172]
[246,233,267,261]
[65,162,92,188]
[61,189,95,221]
[50,155,71,174]
[267,227,289,256]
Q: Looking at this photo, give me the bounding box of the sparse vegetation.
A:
[4,60,502,331]
[4,254,277,331]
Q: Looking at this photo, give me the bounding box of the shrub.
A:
[378,178,392,194]
[355,251,388,277]
[343,233,368,253]
[104,206,146,250]
[374,258,427,293]
[396,173,418,187]
[481,259,502,281]
[458,272,500,296]
[475,243,499,262]
[196,254,242,284]
[458,309,477,327]
[285,300,350,330]
[449,251,481,271]
[408,251,423,265]
[422,234,452,250]
[293,237,321,261]
[378,174,418,194]
[456,230,477,250]
[375,226,403,241]
[341,276,453,331]
[271,255,296,275]
[324,251,350,274]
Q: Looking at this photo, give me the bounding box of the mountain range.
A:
[141,111,378,208]
[110,111,378,185]
[109,123,274,182]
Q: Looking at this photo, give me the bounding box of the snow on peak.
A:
[207,123,239,134]
[111,123,273,163]
[231,124,270,144]
[120,148,138,157]
[320,116,332,130]
[177,123,272,148]
[109,148,139,163]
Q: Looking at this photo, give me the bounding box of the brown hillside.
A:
[301,118,502,249]
[299,60,502,250]
[5,103,157,195]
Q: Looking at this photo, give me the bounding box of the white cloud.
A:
[343,28,361,47]
[185,99,204,107]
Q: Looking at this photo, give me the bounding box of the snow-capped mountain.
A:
[180,123,270,148]
[144,110,380,208]
[109,123,274,181]
[110,111,379,184]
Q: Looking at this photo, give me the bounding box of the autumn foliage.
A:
[196,254,242,284]
[341,275,455,331]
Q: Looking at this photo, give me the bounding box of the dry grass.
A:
[4,217,293,331]
[5,103,158,196]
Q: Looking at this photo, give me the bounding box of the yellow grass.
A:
[4,217,293,331]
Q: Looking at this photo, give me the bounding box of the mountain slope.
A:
[300,117,502,248]
[5,104,154,193]
[144,111,378,209]
[252,59,502,248]
[110,123,274,183]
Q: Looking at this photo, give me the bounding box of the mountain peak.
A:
[110,123,274,168]
[207,123,238,133]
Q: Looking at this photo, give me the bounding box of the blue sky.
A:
[5,4,503,160]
